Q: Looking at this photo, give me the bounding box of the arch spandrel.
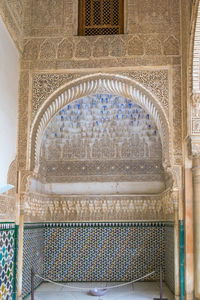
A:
[27,73,171,171]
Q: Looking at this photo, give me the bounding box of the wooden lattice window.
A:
[79,0,124,36]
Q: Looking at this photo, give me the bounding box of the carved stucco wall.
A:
[18,0,182,168]
[22,70,177,222]
[24,190,174,223]
[193,0,200,93]
[40,94,163,183]
[29,73,171,174]
[13,0,183,222]
[0,0,24,52]
[21,0,180,71]
[190,0,200,155]
[20,68,180,221]
[22,0,180,38]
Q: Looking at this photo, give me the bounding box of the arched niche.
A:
[28,73,171,172]
[36,93,165,195]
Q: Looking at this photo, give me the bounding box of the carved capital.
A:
[188,136,200,158]
[172,189,179,209]
[192,94,200,134]
[192,93,200,105]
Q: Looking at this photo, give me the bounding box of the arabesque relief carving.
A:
[192,93,200,134]
[22,34,180,63]
[0,159,17,221]
[28,74,171,172]
[0,194,15,221]
[23,0,180,37]
[7,158,17,191]
[0,0,184,225]
[40,94,163,183]
[172,66,182,164]
[32,70,169,120]
[31,0,64,28]
[186,94,200,157]
[190,138,200,157]
[19,0,181,72]
[32,73,78,116]
[18,71,29,169]
[23,190,174,223]
[0,0,24,51]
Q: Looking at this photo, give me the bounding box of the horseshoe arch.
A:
[28,73,171,171]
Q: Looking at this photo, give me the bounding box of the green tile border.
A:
[23,222,172,230]
[43,221,168,228]
[13,225,18,300]
[0,223,18,299]
[180,220,184,300]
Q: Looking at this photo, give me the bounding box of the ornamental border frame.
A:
[193,0,200,93]
[27,73,171,171]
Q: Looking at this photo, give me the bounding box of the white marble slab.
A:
[26,282,174,300]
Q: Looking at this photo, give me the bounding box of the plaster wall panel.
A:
[0,17,19,185]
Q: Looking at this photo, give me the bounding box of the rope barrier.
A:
[35,270,155,291]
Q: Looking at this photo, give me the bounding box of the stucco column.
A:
[16,171,24,300]
[174,193,180,298]
[185,158,194,300]
[192,157,200,299]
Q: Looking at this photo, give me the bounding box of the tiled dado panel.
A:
[0,224,17,300]
[22,225,44,298]
[165,224,175,293]
[22,222,175,297]
[43,223,166,282]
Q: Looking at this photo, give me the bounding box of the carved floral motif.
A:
[32,70,169,119]
[23,191,174,223]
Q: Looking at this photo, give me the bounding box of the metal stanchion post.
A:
[153,267,168,300]
[31,268,34,300]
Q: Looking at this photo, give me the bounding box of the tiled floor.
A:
[26,282,174,300]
